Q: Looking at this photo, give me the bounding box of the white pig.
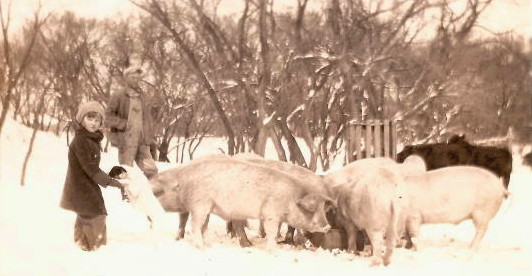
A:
[403,166,508,251]
[323,157,408,266]
[155,158,332,251]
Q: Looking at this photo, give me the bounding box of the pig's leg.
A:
[383,223,396,266]
[403,232,413,249]
[277,223,283,239]
[226,221,235,238]
[356,230,367,252]
[338,227,349,250]
[258,220,266,238]
[202,215,210,236]
[344,223,358,254]
[470,214,489,250]
[190,211,210,249]
[226,220,247,238]
[406,215,421,251]
[367,230,385,266]
[258,220,279,239]
[176,212,189,240]
[232,220,253,247]
[279,226,295,245]
[263,218,281,252]
[394,212,407,248]
[200,215,212,247]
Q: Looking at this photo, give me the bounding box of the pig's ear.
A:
[297,194,319,212]
[326,195,338,209]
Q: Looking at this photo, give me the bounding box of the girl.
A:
[60,101,125,251]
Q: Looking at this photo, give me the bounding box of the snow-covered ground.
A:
[1,117,531,276]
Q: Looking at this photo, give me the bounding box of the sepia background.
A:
[1,0,532,275]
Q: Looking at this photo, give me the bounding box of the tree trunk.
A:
[254,127,268,156]
[0,91,12,136]
[20,118,39,186]
[275,119,307,167]
[269,127,287,161]
[253,0,273,156]
[158,140,170,162]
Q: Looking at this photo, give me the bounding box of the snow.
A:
[1,116,532,276]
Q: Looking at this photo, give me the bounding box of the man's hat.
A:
[123,65,144,77]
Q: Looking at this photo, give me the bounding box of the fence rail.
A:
[345,120,398,163]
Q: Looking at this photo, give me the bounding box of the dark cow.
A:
[396,139,469,170]
[448,135,512,188]
[523,151,532,168]
[397,134,512,188]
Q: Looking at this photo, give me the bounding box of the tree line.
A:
[1,0,530,172]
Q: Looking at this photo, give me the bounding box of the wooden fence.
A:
[345,120,398,163]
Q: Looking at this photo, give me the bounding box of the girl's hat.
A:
[76,101,105,124]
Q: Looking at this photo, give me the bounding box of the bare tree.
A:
[0,1,47,136]
[132,0,237,155]
[37,13,100,127]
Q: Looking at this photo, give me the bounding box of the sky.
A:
[6,0,532,39]
[1,109,532,275]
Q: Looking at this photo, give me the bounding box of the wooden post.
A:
[355,123,362,160]
[346,123,354,163]
[365,123,372,158]
[383,120,390,158]
[390,121,397,160]
[374,121,382,158]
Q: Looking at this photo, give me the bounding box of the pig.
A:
[233,153,331,244]
[324,157,398,188]
[149,166,190,239]
[322,158,408,266]
[189,154,253,242]
[403,166,508,251]
[150,163,254,247]
[234,153,328,195]
[153,158,332,251]
[151,155,257,247]
[400,155,427,176]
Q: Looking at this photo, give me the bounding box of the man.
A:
[105,65,158,179]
